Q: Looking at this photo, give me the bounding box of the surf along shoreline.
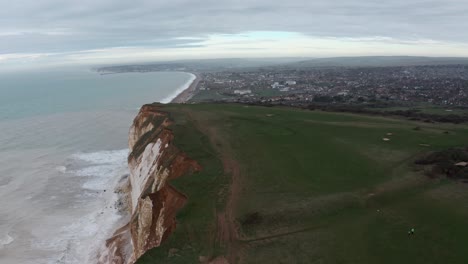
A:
[168,72,200,103]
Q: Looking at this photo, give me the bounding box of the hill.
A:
[96,58,307,73]
[280,56,468,68]
[135,104,468,264]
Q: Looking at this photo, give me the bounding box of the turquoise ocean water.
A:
[0,67,193,264]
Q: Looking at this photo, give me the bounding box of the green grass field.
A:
[190,90,235,101]
[137,104,468,264]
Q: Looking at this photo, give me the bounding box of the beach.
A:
[170,73,200,103]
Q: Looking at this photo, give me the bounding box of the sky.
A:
[1,0,468,69]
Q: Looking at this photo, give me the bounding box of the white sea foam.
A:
[76,164,121,178]
[73,149,129,164]
[71,149,128,190]
[0,233,14,248]
[70,150,129,263]
[29,149,130,264]
[159,73,196,104]
[55,166,67,173]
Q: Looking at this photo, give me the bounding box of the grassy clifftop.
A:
[137,104,468,264]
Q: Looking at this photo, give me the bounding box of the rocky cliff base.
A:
[98,104,201,264]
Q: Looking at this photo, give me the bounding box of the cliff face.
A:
[99,104,202,264]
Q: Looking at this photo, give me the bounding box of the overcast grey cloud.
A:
[1,0,468,64]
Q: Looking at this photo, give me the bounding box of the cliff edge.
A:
[99,104,202,264]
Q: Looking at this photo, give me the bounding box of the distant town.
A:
[193,65,468,107]
[97,57,468,122]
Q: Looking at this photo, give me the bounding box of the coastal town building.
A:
[234,89,252,95]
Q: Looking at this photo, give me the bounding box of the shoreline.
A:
[169,72,200,103]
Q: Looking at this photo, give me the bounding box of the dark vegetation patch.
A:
[415,147,468,179]
[231,101,468,124]
[306,104,468,124]
[241,212,263,226]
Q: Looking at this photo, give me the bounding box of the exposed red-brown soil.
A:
[130,185,188,259]
[98,223,132,264]
[184,110,243,263]
[101,105,202,264]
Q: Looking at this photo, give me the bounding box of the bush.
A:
[415,147,468,179]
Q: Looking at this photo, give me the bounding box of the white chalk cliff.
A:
[98,104,201,264]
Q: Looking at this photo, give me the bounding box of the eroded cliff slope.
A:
[99,104,201,264]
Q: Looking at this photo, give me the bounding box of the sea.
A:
[0,66,195,264]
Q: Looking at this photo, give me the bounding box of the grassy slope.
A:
[136,108,228,264]
[138,104,468,264]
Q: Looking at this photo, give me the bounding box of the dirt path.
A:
[183,110,242,263]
